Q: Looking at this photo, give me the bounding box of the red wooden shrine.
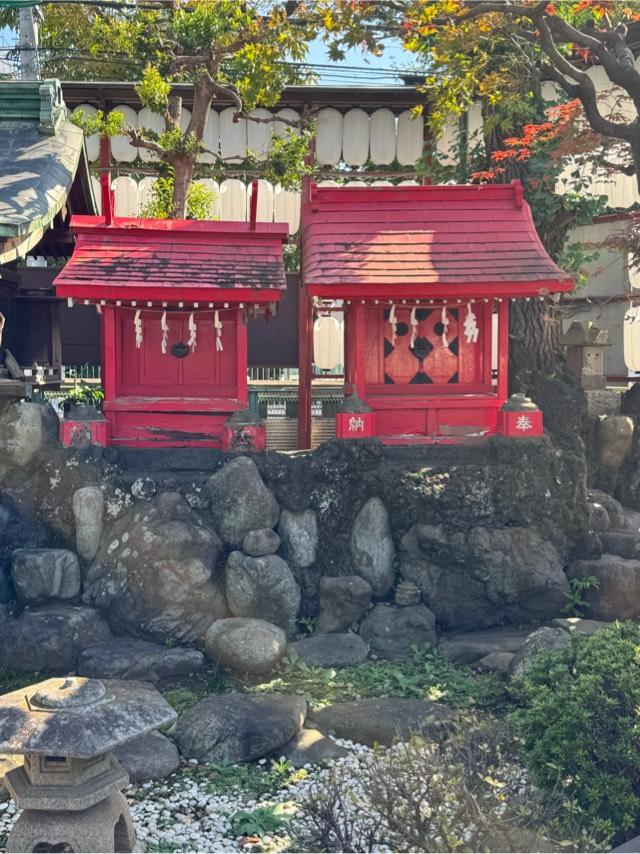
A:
[301,181,573,445]
[55,178,287,448]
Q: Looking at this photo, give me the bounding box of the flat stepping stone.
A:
[308,698,453,747]
[174,693,307,764]
[287,633,369,668]
[278,728,349,767]
[78,638,205,683]
[438,627,533,665]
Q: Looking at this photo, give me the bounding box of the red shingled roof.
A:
[301,182,573,299]
[55,216,288,304]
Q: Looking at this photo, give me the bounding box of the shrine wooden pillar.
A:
[344,301,366,398]
[297,282,313,449]
[497,298,510,401]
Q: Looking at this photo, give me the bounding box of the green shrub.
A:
[510,621,640,839]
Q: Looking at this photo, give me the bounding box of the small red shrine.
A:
[55,179,287,449]
[301,181,573,444]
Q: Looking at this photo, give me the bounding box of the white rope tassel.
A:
[441,305,449,348]
[464,302,479,344]
[214,310,224,352]
[188,312,197,353]
[388,304,397,346]
[161,310,169,354]
[409,306,418,349]
[0,312,5,350]
[134,309,143,349]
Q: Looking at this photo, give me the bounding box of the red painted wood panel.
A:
[109,410,227,447]
[116,308,238,398]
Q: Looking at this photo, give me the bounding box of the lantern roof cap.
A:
[560,320,611,346]
[0,677,176,758]
[301,181,573,300]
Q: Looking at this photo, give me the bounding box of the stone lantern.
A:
[561,321,611,390]
[0,676,176,853]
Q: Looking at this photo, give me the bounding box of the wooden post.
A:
[101,306,117,403]
[297,282,313,449]
[497,298,510,402]
[50,301,62,371]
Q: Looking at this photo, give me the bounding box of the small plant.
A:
[61,382,104,414]
[563,575,601,617]
[230,804,291,838]
[161,665,228,714]
[296,616,317,636]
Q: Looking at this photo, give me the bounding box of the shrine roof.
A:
[55,216,288,303]
[301,182,573,299]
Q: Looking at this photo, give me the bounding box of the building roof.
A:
[301,182,574,299]
[54,215,289,304]
[0,79,96,265]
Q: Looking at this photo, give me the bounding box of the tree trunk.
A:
[509,297,564,391]
[171,156,192,219]
[169,76,214,219]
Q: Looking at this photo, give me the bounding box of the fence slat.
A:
[247,108,274,161]
[199,178,221,219]
[342,108,370,166]
[113,176,139,217]
[274,185,300,234]
[219,178,247,220]
[73,104,100,162]
[396,109,423,166]
[255,178,274,221]
[220,106,248,162]
[110,104,138,163]
[137,176,157,215]
[136,107,165,163]
[316,108,343,166]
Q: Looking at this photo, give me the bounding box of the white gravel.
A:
[0,739,374,854]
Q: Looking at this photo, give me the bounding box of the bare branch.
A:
[126,129,168,157]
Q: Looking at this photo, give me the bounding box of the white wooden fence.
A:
[74,104,424,233]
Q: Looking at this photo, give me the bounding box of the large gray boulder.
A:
[78,638,205,682]
[85,492,226,644]
[509,627,571,679]
[174,693,306,763]
[225,551,300,635]
[73,486,104,561]
[567,554,640,621]
[204,617,286,675]
[400,524,569,631]
[113,731,179,783]
[0,605,111,672]
[589,490,627,531]
[208,457,279,546]
[309,698,453,747]
[316,575,372,634]
[0,401,43,471]
[278,509,318,569]
[359,604,437,660]
[287,633,369,668]
[350,497,395,597]
[11,549,81,605]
